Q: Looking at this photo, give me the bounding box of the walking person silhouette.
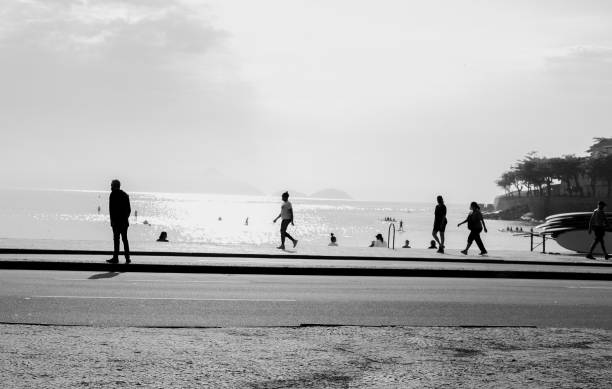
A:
[273,192,298,250]
[107,179,131,264]
[586,201,610,260]
[457,201,488,256]
[432,195,447,253]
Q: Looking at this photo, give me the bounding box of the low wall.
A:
[494,195,611,220]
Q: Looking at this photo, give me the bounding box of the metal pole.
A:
[542,234,546,254]
[388,223,396,250]
[530,228,534,252]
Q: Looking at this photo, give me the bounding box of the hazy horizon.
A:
[2,1,611,202]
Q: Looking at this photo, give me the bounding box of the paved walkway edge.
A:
[0,248,609,267]
[1,260,611,280]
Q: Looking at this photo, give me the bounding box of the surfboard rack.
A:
[528,228,554,253]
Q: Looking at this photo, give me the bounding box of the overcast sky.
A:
[1,0,611,201]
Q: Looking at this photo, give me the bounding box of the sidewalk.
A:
[1,246,611,280]
[1,324,610,388]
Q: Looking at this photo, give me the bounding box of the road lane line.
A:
[31,296,296,302]
[55,279,234,283]
[197,259,298,264]
[566,286,612,290]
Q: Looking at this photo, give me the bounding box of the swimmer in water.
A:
[329,233,338,246]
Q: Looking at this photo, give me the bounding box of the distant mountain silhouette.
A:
[272,189,309,198]
[310,188,353,199]
[197,169,263,195]
[272,188,353,199]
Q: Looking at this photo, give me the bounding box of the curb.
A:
[1,260,611,281]
[0,248,609,267]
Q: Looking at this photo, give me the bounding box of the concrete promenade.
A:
[0,246,611,280]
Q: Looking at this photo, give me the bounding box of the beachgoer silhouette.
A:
[399,220,404,231]
[432,195,447,254]
[402,239,411,248]
[157,231,169,242]
[370,233,385,247]
[273,192,298,250]
[107,179,131,264]
[329,233,338,246]
[97,205,101,214]
[586,201,610,260]
[457,201,488,256]
[428,240,437,249]
[245,217,249,226]
[134,210,138,222]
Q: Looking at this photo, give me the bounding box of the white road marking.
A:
[566,286,612,290]
[56,279,233,283]
[197,259,298,264]
[31,296,296,302]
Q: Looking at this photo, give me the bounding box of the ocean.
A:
[0,189,563,253]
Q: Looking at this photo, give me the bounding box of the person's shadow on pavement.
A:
[88,272,122,280]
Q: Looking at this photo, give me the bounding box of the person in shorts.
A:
[587,201,610,260]
[273,192,298,250]
[432,195,447,253]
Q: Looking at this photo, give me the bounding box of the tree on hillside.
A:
[600,154,612,197]
[494,138,610,199]
[518,153,544,196]
[534,157,556,196]
[583,156,606,197]
[496,171,513,195]
[556,155,585,196]
[496,169,524,197]
[548,157,566,194]
[508,170,524,197]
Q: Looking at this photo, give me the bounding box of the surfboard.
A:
[555,230,612,254]
[535,212,611,254]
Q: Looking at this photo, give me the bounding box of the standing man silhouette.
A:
[107,179,131,264]
[273,191,298,250]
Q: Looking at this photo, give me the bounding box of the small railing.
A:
[388,223,396,250]
[528,228,553,253]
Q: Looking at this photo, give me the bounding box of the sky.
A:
[1,0,611,202]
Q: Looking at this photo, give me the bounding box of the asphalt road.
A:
[1,270,611,328]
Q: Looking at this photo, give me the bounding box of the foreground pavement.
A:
[1,324,610,388]
[2,270,611,388]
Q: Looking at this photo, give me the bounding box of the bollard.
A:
[388,223,396,250]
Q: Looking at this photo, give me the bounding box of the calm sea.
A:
[0,189,558,252]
